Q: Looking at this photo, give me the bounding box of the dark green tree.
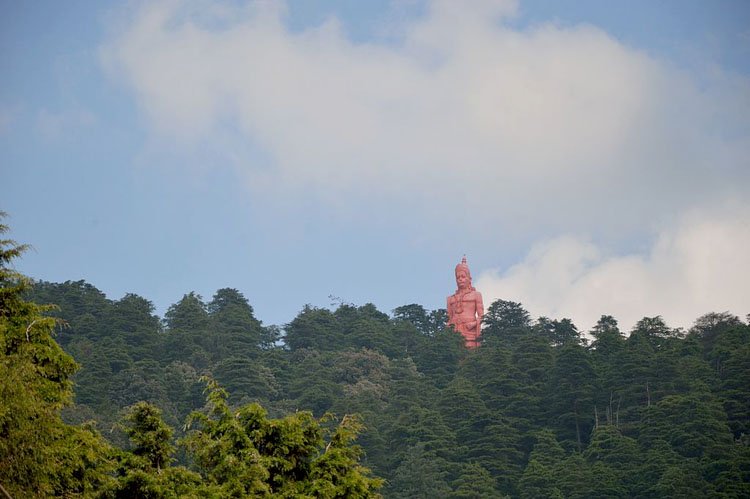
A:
[107,293,161,360]
[639,392,733,460]
[207,288,265,357]
[584,425,640,494]
[212,355,279,405]
[164,292,209,332]
[689,311,743,356]
[450,462,503,498]
[388,443,452,499]
[518,459,563,499]
[549,318,584,347]
[284,305,340,351]
[410,326,466,388]
[553,453,596,499]
[548,343,596,451]
[482,300,532,346]
[519,429,566,499]
[393,304,431,334]
[27,280,111,345]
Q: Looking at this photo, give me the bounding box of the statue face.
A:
[456,270,470,289]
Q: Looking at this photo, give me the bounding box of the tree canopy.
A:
[4,213,749,497]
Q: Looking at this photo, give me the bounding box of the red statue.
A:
[447,256,484,348]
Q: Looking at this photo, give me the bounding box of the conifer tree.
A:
[0,214,114,497]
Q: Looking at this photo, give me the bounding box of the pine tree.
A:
[518,459,563,499]
[584,425,640,494]
[284,305,341,351]
[548,343,596,451]
[207,288,264,359]
[451,462,504,498]
[482,299,532,347]
[388,443,452,499]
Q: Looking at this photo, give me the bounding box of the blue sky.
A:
[2,0,749,331]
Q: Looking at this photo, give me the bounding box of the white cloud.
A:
[100,0,750,244]
[475,201,750,333]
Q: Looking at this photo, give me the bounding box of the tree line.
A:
[0,218,380,498]
[2,221,749,496]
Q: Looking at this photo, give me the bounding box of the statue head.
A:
[455,256,472,290]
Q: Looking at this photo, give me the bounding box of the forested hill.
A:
[24,280,750,497]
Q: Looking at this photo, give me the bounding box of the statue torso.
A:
[448,289,481,324]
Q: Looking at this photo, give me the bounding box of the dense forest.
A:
[1,221,381,498]
[3,224,750,497]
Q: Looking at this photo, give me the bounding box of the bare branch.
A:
[25,319,39,342]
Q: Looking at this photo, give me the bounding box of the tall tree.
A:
[284,305,340,351]
[106,293,161,360]
[482,300,532,347]
[450,462,503,498]
[549,318,585,347]
[162,292,211,367]
[164,292,209,332]
[584,425,640,494]
[387,443,452,499]
[0,215,114,497]
[689,311,743,356]
[393,304,431,334]
[207,288,265,357]
[519,430,566,499]
[548,344,596,451]
[639,392,734,460]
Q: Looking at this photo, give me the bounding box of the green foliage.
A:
[212,355,279,404]
[518,459,562,499]
[208,288,267,356]
[450,462,504,498]
[183,377,383,497]
[7,212,750,497]
[652,463,709,498]
[123,402,174,470]
[285,305,340,351]
[164,292,209,332]
[640,392,733,459]
[584,425,640,494]
[527,429,565,468]
[0,215,115,497]
[0,214,30,316]
[482,299,532,346]
[393,304,446,336]
[387,442,452,498]
[105,402,208,499]
[554,453,597,498]
[519,430,566,499]
[549,343,596,451]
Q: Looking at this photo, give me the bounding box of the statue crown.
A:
[455,255,471,278]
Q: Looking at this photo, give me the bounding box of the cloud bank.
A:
[476,202,750,332]
[101,0,750,328]
[101,0,749,238]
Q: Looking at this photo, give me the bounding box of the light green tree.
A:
[0,213,115,497]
